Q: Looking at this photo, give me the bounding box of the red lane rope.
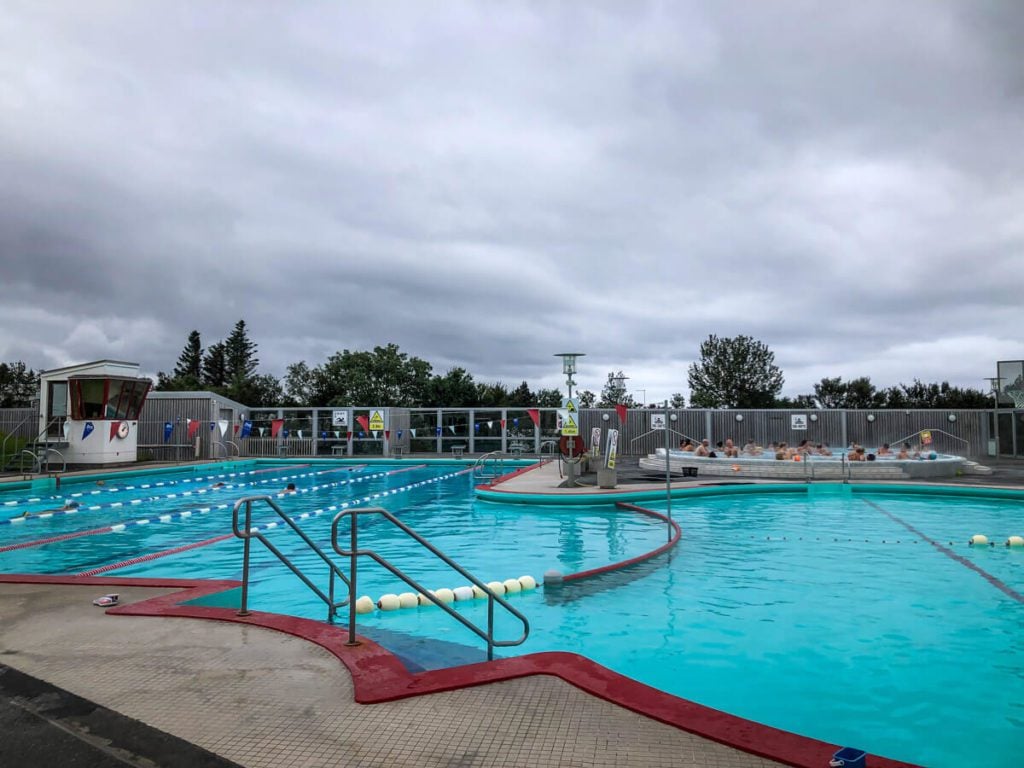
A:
[0,524,114,554]
[74,533,234,577]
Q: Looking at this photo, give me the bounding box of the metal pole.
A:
[487,595,495,661]
[664,400,672,542]
[238,501,252,616]
[346,511,359,646]
[986,378,1002,458]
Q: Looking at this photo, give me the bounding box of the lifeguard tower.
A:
[37,360,152,466]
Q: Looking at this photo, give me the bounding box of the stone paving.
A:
[0,583,782,768]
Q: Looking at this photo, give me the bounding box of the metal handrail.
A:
[225,440,241,458]
[883,427,969,450]
[212,442,227,459]
[473,450,505,478]
[540,439,559,464]
[40,448,66,474]
[17,449,39,475]
[331,506,529,661]
[1,415,31,465]
[231,495,350,622]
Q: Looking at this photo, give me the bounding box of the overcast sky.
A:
[2,2,1022,403]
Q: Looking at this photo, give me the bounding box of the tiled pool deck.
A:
[3,456,1022,767]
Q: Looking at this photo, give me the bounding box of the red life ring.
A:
[559,434,587,458]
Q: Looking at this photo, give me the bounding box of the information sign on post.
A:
[331,410,348,427]
[368,410,386,432]
[651,413,666,430]
[590,427,602,455]
[791,414,808,431]
[605,429,619,469]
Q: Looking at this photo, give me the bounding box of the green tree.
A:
[224,320,259,386]
[283,361,314,406]
[883,380,992,409]
[688,335,784,408]
[173,330,204,385]
[427,367,478,407]
[234,373,284,408]
[476,382,511,407]
[534,388,563,408]
[508,381,534,407]
[0,361,37,407]
[597,371,635,408]
[304,344,433,406]
[202,342,228,389]
[669,392,686,408]
[812,376,883,408]
[773,394,817,408]
[578,390,596,408]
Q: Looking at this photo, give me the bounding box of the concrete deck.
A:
[0,582,781,768]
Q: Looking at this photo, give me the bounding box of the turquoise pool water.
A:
[2,463,1023,768]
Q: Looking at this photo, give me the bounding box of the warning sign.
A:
[562,397,579,414]
[368,410,385,432]
[331,410,348,427]
[605,429,619,469]
[791,414,808,431]
[561,411,579,436]
[651,414,666,430]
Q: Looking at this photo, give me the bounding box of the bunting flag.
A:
[163,422,174,443]
[384,430,390,440]
[241,420,253,438]
[218,420,229,437]
[500,419,506,430]
[487,420,493,429]
[448,425,456,434]
[109,421,121,441]
[397,430,403,439]
[259,427,266,437]
[271,419,284,438]
[356,415,370,433]
[435,426,442,436]
[233,424,240,435]
[513,418,519,428]
[526,409,540,428]
[346,431,352,440]
[332,431,340,439]
[359,431,365,438]
[63,421,71,439]
[296,430,303,439]
[474,423,480,433]
[410,428,416,438]
[282,428,290,439]
[615,404,628,424]
[82,422,95,440]
[187,419,202,440]
[371,431,378,439]
[321,431,327,439]
[210,422,216,431]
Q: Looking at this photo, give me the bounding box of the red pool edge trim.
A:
[561,502,681,583]
[0,573,917,768]
[73,533,234,577]
[475,460,544,489]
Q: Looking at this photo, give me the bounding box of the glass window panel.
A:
[105,380,125,419]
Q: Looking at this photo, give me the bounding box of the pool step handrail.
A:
[331,506,529,661]
[882,427,969,451]
[472,450,505,480]
[231,495,350,622]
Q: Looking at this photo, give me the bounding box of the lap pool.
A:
[2,460,1023,768]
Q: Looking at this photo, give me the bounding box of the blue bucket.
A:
[830,747,866,768]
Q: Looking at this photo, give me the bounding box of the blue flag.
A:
[241,420,252,438]
[82,422,95,440]
[163,422,173,443]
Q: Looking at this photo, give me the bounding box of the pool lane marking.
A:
[1,465,385,525]
[1,465,458,554]
[862,499,1024,605]
[73,534,235,577]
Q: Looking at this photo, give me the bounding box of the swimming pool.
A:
[2,461,1023,767]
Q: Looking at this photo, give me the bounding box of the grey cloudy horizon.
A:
[2,1,1022,403]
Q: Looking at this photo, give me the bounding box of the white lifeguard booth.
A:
[38,360,152,466]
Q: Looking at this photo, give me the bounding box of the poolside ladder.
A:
[472,450,506,481]
[231,495,350,622]
[331,506,530,661]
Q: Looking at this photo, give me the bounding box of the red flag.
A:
[384,430,390,440]
[187,419,202,440]
[271,419,284,438]
[233,424,240,435]
[356,415,370,433]
[527,409,540,427]
[500,419,506,429]
[109,421,121,441]
[615,404,628,424]
[346,431,353,441]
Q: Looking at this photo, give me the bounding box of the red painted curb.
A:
[474,460,544,490]
[0,573,919,768]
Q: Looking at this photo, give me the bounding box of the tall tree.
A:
[172,330,204,385]
[427,367,478,407]
[534,388,563,408]
[597,371,635,408]
[0,361,37,407]
[688,335,784,408]
[301,344,433,406]
[476,382,511,408]
[578,390,596,408]
[224,320,259,383]
[202,342,228,389]
[508,381,534,407]
[812,376,883,408]
[669,392,686,408]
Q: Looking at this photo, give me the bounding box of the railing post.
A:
[328,567,335,624]
[346,511,360,646]
[487,595,494,661]
[238,500,252,616]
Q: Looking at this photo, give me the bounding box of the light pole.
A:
[555,353,585,487]
[985,377,1003,457]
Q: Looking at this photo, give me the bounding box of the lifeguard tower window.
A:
[47,381,68,437]
[69,377,151,421]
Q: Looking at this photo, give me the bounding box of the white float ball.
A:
[453,586,475,601]
[355,595,375,614]
[471,585,487,599]
[398,592,419,609]
[434,587,455,604]
[970,534,989,546]
[416,592,431,606]
[486,580,506,596]
[1006,535,1024,548]
[518,575,537,591]
[377,593,400,611]
[503,578,522,594]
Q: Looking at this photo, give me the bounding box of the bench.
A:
[331,444,346,456]
[451,444,466,458]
